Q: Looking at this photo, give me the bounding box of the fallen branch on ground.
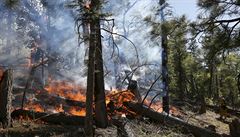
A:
[11,109,85,126]
[123,102,223,137]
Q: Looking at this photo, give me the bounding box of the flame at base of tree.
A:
[21,79,181,118]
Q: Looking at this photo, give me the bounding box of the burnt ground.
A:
[0,86,236,137]
[0,105,234,137]
[0,118,193,137]
[0,120,84,137]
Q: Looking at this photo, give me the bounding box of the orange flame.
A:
[23,79,181,117]
[25,103,44,112]
[69,107,86,116]
[44,80,86,102]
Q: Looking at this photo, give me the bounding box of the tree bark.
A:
[91,0,108,128]
[160,0,169,113]
[85,18,96,136]
[85,1,108,135]
[0,69,13,128]
[199,94,206,114]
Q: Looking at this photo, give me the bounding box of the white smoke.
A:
[0,0,164,98]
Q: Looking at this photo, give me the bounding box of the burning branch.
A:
[21,59,49,109]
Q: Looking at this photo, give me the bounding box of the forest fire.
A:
[68,107,86,116]
[21,80,181,118]
[24,103,44,113]
[44,79,86,102]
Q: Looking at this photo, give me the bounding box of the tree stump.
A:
[229,118,240,137]
[0,69,13,128]
[128,80,142,103]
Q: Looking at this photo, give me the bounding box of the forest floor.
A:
[0,103,235,137]
[0,86,236,137]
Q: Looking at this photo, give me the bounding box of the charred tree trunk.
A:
[94,17,108,128]
[0,69,13,128]
[128,80,142,103]
[85,19,96,137]
[85,1,108,135]
[91,0,108,128]
[199,94,206,114]
[159,0,169,113]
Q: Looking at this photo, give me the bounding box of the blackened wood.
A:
[11,109,85,126]
[229,118,240,137]
[92,0,108,128]
[21,59,49,109]
[123,102,222,137]
[85,7,96,136]
[128,80,141,103]
[199,94,206,114]
[207,105,240,118]
[112,118,133,137]
[160,0,169,114]
[0,69,13,128]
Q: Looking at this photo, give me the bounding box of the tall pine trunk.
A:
[85,0,108,135]
[159,0,169,113]
[93,18,108,128]
[84,20,95,136]
[0,69,13,128]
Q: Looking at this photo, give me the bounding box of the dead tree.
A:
[0,69,13,128]
[125,71,141,103]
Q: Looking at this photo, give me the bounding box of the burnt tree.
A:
[0,69,13,128]
[85,16,95,137]
[90,0,108,128]
[93,17,108,128]
[85,0,108,136]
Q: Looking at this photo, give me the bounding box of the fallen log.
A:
[207,105,240,118]
[123,102,222,137]
[11,109,85,126]
[13,88,85,108]
[35,92,85,108]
